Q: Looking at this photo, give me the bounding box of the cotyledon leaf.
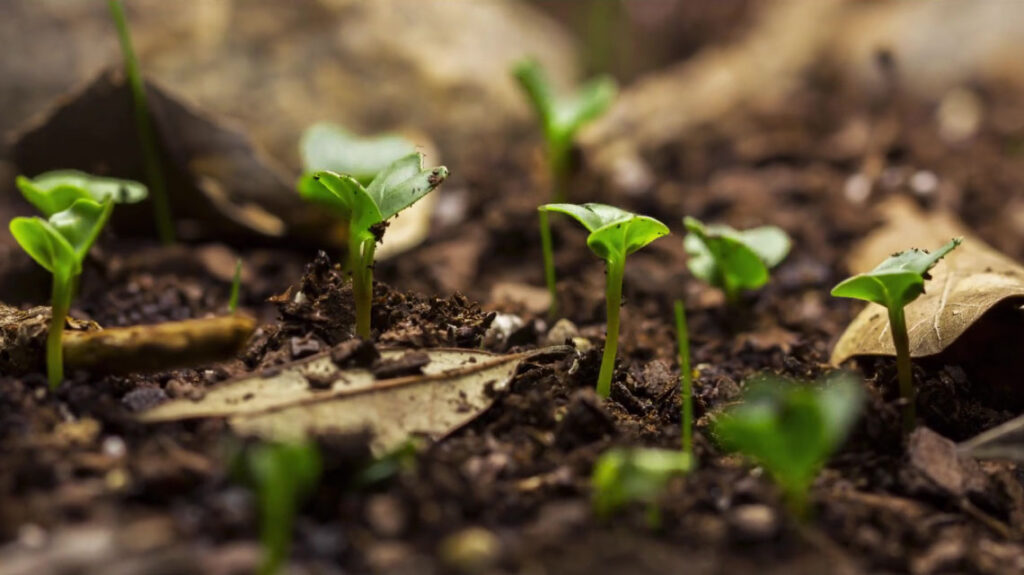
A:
[139,346,572,454]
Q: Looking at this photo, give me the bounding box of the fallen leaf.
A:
[140,346,571,454]
[831,197,1024,365]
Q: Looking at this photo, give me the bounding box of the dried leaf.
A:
[831,198,1024,364]
[140,346,570,454]
[958,415,1024,462]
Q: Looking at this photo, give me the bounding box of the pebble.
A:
[439,527,501,573]
[122,387,169,412]
[728,504,779,542]
[544,318,579,346]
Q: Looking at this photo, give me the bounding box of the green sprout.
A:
[238,440,322,575]
[10,199,114,388]
[591,447,691,528]
[302,153,449,339]
[16,170,147,216]
[513,58,616,203]
[539,203,669,398]
[297,123,417,190]
[831,238,961,434]
[675,300,693,459]
[228,258,243,314]
[683,217,791,305]
[714,373,863,519]
[108,0,175,244]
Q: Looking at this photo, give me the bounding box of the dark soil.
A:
[4,69,1024,575]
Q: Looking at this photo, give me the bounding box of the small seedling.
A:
[16,170,148,216]
[539,203,669,397]
[10,199,114,388]
[238,440,322,575]
[297,123,417,190]
[303,153,448,338]
[831,238,961,434]
[714,373,864,518]
[675,300,693,459]
[228,258,243,314]
[683,217,791,304]
[513,59,616,203]
[591,447,691,528]
[108,0,174,244]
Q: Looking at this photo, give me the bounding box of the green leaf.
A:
[300,123,417,186]
[554,75,617,136]
[713,373,863,504]
[17,170,147,216]
[50,199,115,263]
[512,59,555,129]
[309,171,382,241]
[831,238,962,309]
[591,447,691,519]
[9,198,113,276]
[683,217,791,294]
[365,152,449,222]
[540,203,669,262]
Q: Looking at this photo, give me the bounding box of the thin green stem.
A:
[109,0,175,244]
[47,274,73,390]
[596,258,625,398]
[258,469,293,575]
[887,304,915,435]
[350,236,376,339]
[539,210,558,321]
[674,300,693,459]
[549,136,571,203]
[228,258,242,314]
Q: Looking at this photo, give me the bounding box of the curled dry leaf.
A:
[139,346,572,455]
[832,197,1024,365]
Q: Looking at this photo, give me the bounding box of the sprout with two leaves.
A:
[831,238,961,434]
[16,170,148,217]
[301,153,448,339]
[683,217,791,305]
[539,203,669,398]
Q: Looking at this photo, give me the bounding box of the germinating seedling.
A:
[10,199,114,388]
[831,238,961,434]
[683,217,791,304]
[539,203,669,398]
[236,440,321,575]
[297,123,418,191]
[513,58,616,203]
[714,373,863,518]
[16,170,148,216]
[228,258,243,314]
[303,153,448,338]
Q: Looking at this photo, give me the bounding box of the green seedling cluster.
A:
[302,153,448,338]
[684,217,791,304]
[831,238,961,434]
[513,59,616,203]
[714,373,863,518]
[539,203,669,397]
[236,440,322,575]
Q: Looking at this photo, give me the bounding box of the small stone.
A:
[483,313,523,348]
[102,436,126,458]
[544,318,579,347]
[728,504,779,542]
[289,335,322,359]
[122,387,168,412]
[439,527,501,573]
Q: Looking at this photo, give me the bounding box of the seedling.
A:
[297,123,417,191]
[16,170,147,216]
[683,217,791,304]
[228,258,243,314]
[714,373,864,518]
[303,153,449,338]
[539,203,669,397]
[238,440,321,575]
[592,447,691,527]
[109,0,175,244]
[676,300,693,459]
[831,238,961,434]
[10,199,114,388]
[513,59,616,203]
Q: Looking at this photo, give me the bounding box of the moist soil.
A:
[4,73,1024,574]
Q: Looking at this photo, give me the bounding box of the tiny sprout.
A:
[228,258,243,314]
[539,203,669,397]
[675,300,693,460]
[591,447,691,527]
[513,58,616,202]
[831,237,961,434]
[302,153,449,338]
[10,199,114,388]
[16,170,148,216]
[683,217,791,305]
[297,123,417,188]
[238,440,322,575]
[714,373,863,518]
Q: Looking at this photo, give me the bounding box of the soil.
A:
[5,54,1024,575]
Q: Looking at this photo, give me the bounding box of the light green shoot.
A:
[591,447,691,528]
[16,170,147,216]
[513,59,616,202]
[683,217,790,305]
[831,238,961,434]
[539,203,669,398]
[10,199,114,388]
[714,373,863,519]
[301,153,448,338]
[108,0,175,244]
[675,300,693,459]
[228,258,243,314]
